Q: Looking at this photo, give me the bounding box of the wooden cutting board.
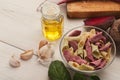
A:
[67,1,120,18]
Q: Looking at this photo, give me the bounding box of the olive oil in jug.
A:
[41,1,64,41]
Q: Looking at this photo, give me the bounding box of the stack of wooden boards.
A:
[67,1,120,18]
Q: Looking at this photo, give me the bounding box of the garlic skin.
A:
[38,58,52,67]
[9,55,20,68]
[38,44,54,59]
[37,43,54,66]
[39,40,48,49]
[20,50,34,60]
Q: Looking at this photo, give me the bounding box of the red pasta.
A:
[62,29,111,71]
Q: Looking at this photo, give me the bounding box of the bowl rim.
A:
[59,26,116,74]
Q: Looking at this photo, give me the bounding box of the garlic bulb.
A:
[37,43,54,66]
[20,50,34,60]
[9,55,20,68]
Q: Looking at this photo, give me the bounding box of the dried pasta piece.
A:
[105,47,111,61]
[92,51,102,59]
[101,51,110,61]
[83,50,87,59]
[68,61,80,69]
[78,32,89,48]
[89,29,96,38]
[90,32,106,43]
[85,39,94,61]
[90,59,102,67]
[95,40,104,48]
[69,40,78,52]
[63,50,72,62]
[68,47,74,55]
[79,64,95,71]
[91,44,99,53]
[65,36,81,41]
[70,56,87,64]
[97,59,107,69]
[62,38,69,51]
[74,48,84,58]
[69,30,81,37]
[91,44,102,59]
[100,42,111,51]
[63,47,74,55]
[107,47,111,58]
[101,51,108,57]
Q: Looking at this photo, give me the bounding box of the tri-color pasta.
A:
[62,29,111,71]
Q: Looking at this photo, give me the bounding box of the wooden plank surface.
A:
[0,0,120,80]
[67,1,120,18]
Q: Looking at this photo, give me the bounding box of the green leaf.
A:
[48,60,71,80]
[89,75,100,80]
[73,72,87,80]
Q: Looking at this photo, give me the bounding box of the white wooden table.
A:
[0,0,120,80]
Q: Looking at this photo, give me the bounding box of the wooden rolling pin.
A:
[67,1,120,18]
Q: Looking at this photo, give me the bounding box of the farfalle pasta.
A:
[62,29,112,71]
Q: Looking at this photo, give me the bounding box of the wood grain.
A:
[0,0,120,80]
[67,1,120,18]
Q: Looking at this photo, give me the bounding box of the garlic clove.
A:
[37,44,54,60]
[20,50,34,60]
[39,40,48,49]
[9,55,20,68]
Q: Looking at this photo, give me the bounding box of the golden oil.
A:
[42,15,63,41]
[41,1,64,41]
